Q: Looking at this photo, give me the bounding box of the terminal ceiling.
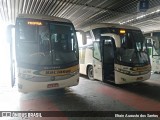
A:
[0,0,160,32]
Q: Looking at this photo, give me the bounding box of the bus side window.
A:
[93,42,101,61]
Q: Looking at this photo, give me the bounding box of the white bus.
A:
[78,23,151,84]
[7,14,79,93]
[144,31,160,73]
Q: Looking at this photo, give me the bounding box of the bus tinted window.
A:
[16,19,78,66]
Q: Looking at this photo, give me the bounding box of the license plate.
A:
[47,83,59,88]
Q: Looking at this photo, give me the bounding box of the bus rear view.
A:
[8,14,79,93]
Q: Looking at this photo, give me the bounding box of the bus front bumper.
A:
[18,74,79,93]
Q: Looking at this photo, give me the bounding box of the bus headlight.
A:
[18,73,34,80]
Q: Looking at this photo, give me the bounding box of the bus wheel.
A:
[87,66,94,80]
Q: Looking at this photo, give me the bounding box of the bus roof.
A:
[81,23,140,32]
[17,14,72,23]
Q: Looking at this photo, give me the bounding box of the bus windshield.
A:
[16,19,78,66]
[116,29,150,66]
[93,28,150,66]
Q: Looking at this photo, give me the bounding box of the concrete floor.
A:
[0,74,160,120]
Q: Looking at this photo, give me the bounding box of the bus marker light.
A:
[120,29,126,34]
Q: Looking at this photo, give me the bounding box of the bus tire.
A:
[87,65,94,80]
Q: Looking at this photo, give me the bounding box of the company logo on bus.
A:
[45,69,71,75]
[130,65,151,72]
[34,65,79,76]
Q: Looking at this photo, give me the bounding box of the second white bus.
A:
[78,23,151,84]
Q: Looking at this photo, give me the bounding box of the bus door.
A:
[100,36,115,82]
[93,41,102,81]
[7,25,16,87]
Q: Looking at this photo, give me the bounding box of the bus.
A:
[7,14,79,93]
[77,23,151,84]
[144,31,160,73]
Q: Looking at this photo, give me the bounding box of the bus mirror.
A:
[76,30,86,45]
[6,25,15,43]
[82,33,87,45]
[153,37,159,50]
[146,36,159,50]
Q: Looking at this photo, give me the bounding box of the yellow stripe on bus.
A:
[131,65,151,72]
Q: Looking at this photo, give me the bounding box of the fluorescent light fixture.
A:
[119,9,160,24]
